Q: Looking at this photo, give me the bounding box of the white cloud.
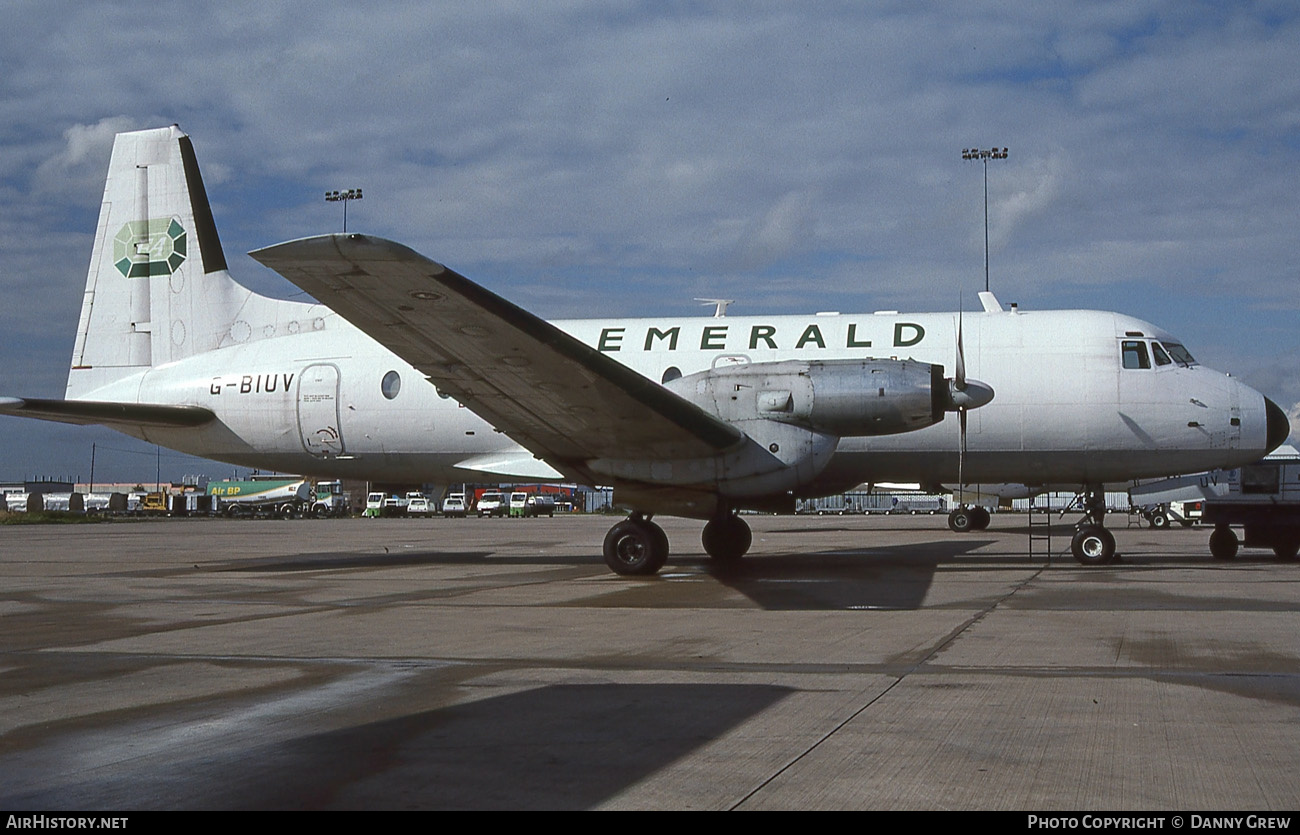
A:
[3,3,1300,478]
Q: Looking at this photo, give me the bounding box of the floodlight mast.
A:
[325,188,363,233]
[961,147,1008,293]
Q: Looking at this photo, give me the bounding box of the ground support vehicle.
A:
[132,492,170,515]
[1203,502,1300,560]
[524,494,556,517]
[508,492,529,517]
[407,494,432,516]
[476,491,506,517]
[1200,454,1300,560]
[1138,499,1204,529]
[309,481,350,517]
[442,493,467,517]
[206,479,311,518]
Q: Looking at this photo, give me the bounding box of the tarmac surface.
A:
[1,512,1298,811]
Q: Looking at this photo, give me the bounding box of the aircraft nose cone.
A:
[1265,397,1290,453]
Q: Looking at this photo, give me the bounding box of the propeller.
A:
[944,307,995,505]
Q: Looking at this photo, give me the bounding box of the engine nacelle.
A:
[664,358,945,438]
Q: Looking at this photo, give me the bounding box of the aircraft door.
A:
[297,363,345,456]
[1226,378,1242,449]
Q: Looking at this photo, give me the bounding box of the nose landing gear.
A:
[1071,486,1117,566]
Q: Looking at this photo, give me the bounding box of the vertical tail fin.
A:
[67,125,247,397]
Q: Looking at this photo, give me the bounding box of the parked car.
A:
[524,494,556,517]
[407,495,431,516]
[476,491,506,517]
[442,493,467,518]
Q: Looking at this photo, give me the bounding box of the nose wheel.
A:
[1071,525,1117,565]
[1070,486,1118,566]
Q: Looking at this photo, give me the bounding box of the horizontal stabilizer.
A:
[0,397,215,428]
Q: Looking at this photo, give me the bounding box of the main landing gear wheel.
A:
[1209,526,1238,560]
[603,516,668,576]
[1071,525,1117,566]
[701,513,752,564]
[949,506,990,532]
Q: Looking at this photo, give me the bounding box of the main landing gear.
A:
[947,505,990,533]
[603,513,669,575]
[1071,486,1117,566]
[602,508,754,576]
[701,510,752,565]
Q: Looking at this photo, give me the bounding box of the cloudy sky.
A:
[2,1,1298,483]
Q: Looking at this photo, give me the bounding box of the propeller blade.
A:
[955,308,966,391]
[958,406,967,498]
[944,305,994,412]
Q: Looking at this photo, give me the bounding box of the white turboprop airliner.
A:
[0,127,1289,574]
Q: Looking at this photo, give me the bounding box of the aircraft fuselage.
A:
[92,302,1271,494]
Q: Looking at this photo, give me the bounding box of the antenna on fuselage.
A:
[695,298,734,318]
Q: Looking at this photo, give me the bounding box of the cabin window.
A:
[381,370,401,399]
[1151,342,1172,366]
[1121,341,1150,370]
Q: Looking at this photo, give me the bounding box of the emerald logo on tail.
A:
[113,218,187,278]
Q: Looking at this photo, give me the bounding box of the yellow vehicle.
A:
[138,492,168,515]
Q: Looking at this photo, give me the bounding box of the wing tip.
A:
[250,233,435,268]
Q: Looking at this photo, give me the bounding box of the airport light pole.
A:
[961,147,1008,293]
[325,188,363,233]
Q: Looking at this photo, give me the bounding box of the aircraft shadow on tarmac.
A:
[209,538,1005,611]
[214,551,497,572]
[0,682,791,811]
[686,538,993,611]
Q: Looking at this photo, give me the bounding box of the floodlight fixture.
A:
[324,188,364,232]
[961,147,1008,292]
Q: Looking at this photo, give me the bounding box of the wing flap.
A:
[250,234,743,472]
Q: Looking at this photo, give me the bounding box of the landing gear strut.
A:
[701,509,752,565]
[603,513,669,576]
[1071,486,1117,566]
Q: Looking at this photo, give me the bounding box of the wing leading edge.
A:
[250,234,744,481]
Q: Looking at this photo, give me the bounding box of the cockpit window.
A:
[1160,342,1197,367]
[1122,340,1150,370]
[1151,342,1172,366]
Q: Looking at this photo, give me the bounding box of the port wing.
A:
[251,234,744,479]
